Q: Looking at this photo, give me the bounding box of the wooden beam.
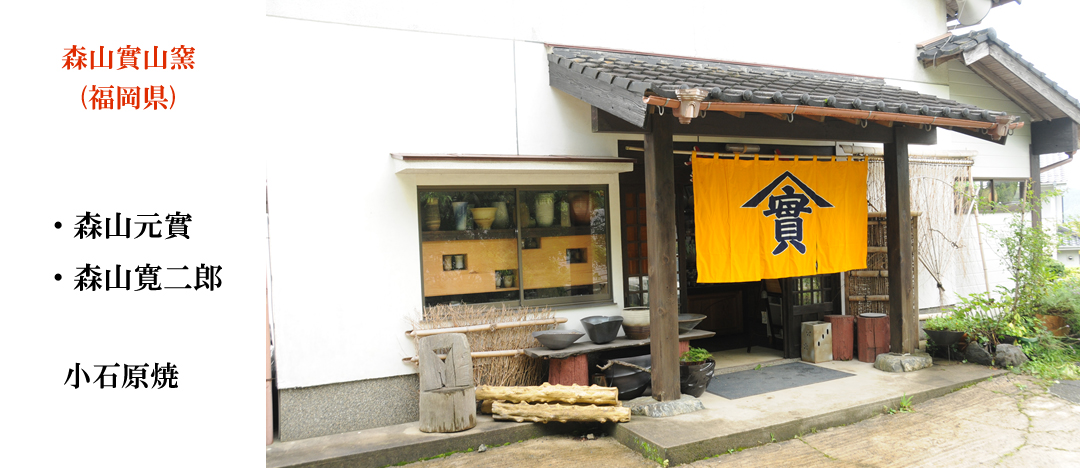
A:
[799,114,827,123]
[643,112,680,402]
[987,45,1080,123]
[962,42,991,66]
[551,59,648,129]
[949,125,1009,145]
[848,295,890,301]
[1031,119,1080,155]
[1030,145,1042,229]
[591,108,937,145]
[872,120,894,128]
[884,127,918,354]
[723,111,745,119]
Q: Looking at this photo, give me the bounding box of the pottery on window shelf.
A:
[452,202,469,231]
[470,207,497,230]
[422,198,441,231]
[569,192,592,226]
[535,193,555,227]
[492,201,510,229]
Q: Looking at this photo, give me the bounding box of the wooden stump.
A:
[418,333,476,433]
[548,355,589,386]
[825,315,855,361]
[857,315,890,363]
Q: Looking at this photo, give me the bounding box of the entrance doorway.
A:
[618,140,841,357]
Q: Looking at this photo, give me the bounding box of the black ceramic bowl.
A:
[604,354,652,400]
[532,330,584,350]
[677,314,707,333]
[581,316,624,344]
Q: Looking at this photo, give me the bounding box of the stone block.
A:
[965,342,994,366]
[623,395,705,418]
[874,352,933,373]
[801,321,832,363]
[994,344,1030,369]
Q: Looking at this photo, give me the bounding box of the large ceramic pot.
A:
[492,201,510,229]
[680,359,715,398]
[535,193,555,227]
[422,198,441,231]
[569,192,591,226]
[452,202,469,231]
[1035,314,1068,337]
[605,354,651,400]
[621,308,650,340]
[470,207,497,230]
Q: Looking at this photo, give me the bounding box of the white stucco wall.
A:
[264,1,1042,390]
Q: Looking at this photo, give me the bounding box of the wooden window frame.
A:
[958,178,1027,213]
[417,185,613,309]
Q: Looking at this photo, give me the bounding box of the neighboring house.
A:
[1057,228,1080,269]
[263,1,1079,442]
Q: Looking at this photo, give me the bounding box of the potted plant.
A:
[922,313,967,360]
[679,347,715,398]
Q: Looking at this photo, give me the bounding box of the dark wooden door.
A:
[782,274,840,358]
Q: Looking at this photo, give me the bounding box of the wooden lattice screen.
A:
[846,213,919,318]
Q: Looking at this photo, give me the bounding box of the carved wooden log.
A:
[418,333,476,433]
[491,401,630,423]
[475,383,618,406]
[825,315,855,361]
[857,315,890,363]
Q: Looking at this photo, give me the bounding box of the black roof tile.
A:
[551,46,1004,123]
[917,28,1080,109]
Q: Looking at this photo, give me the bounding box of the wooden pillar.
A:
[884,128,918,354]
[644,112,680,401]
[1030,145,1042,228]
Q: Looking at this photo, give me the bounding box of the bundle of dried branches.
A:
[411,304,554,387]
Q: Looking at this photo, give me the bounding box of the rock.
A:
[586,433,595,440]
[477,444,487,453]
[873,352,933,372]
[995,344,1030,369]
[964,343,994,366]
[623,394,705,417]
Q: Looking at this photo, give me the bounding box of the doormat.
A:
[705,362,853,399]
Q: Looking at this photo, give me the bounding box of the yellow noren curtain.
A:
[693,154,867,283]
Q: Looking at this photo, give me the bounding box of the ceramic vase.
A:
[422,198,441,231]
[492,201,510,229]
[452,202,469,231]
[569,192,591,226]
[621,308,651,340]
[535,193,555,227]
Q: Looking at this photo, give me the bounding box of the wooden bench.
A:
[523,329,716,386]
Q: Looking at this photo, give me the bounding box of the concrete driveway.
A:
[409,374,1080,467]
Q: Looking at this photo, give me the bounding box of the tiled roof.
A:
[1058,227,1080,249]
[917,28,1080,110]
[551,47,1010,124]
